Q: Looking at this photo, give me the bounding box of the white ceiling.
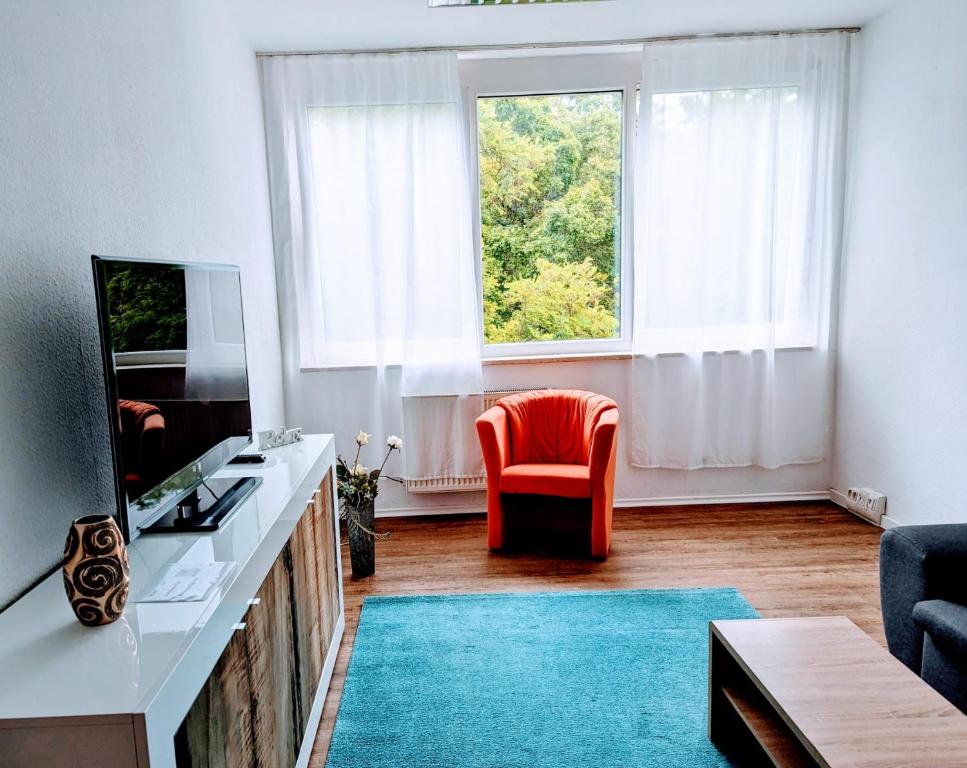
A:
[235,0,900,53]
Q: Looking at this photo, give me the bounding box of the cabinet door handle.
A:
[232,622,247,631]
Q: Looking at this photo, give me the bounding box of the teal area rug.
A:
[326,588,757,768]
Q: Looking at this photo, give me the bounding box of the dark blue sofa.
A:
[880,523,967,712]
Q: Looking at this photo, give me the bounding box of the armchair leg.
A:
[487,496,504,551]
[590,497,612,558]
[590,529,609,559]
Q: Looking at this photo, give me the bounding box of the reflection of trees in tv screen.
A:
[105,265,187,352]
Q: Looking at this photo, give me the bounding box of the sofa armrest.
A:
[588,409,619,488]
[913,600,967,658]
[476,407,510,484]
[880,524,967,672]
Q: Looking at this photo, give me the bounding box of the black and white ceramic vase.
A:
[63,514,130,627]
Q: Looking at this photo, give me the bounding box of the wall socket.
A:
[846,487,887,525]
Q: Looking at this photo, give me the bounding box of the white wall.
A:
[833,0,967,527]
[0,0,282,609]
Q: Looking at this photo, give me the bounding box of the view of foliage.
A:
[105,264,187,352]
[478,92,622,344]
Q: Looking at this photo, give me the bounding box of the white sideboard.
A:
[0,434,344,768]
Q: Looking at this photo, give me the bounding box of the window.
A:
[464,51,640,357]
[477,92,623,347]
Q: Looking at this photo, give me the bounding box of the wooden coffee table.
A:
[709,617,967,767]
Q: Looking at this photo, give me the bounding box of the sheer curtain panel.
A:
[630,33,851,469]
[260,52,483,481]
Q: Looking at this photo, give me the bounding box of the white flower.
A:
[355,430,371,446]
[352,462,369,477]
[387,435,403,450]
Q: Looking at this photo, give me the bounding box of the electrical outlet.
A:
[864,489,887,516]
[846,486,886,524]
[847,486,866,506]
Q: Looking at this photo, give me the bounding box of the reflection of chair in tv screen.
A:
[149,399,250,479]
[118,399,166,498]
[116,362,250,502]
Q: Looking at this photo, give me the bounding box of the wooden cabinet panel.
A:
[290,469,339,738]
[174,627,255,768]
[175,469,338,768]
[247,551,300,768]
[312,471,340,650]
[290,498,324,728]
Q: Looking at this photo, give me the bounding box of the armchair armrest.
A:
[476,406,510,482]
[588,409,618,484]
[880,524,967,672]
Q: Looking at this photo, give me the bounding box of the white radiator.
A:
[403,387,548,494]
[483,386,548,410]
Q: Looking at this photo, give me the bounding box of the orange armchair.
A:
[475,389,619,558]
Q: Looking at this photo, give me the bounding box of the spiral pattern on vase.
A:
[63,525,79,560]
[82,520,121,556]
[63,570,76,602]
[71,598,106,627]
[106,582,129,621]
[63,515,129,627]
[73,556,125,597]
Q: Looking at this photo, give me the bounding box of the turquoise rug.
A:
[326,588,757,768]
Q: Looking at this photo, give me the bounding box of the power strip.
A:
[845,486,887,525]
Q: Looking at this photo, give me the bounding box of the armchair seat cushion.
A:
[913,599,967,656]
[499,463,591,499]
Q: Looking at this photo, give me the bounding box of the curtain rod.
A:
[255,26,859,58]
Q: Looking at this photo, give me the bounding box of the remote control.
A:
[229,453,267,465]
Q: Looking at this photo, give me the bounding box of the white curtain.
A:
[259,52,483,480]
[184,269,248,402]
[631,33,851,469]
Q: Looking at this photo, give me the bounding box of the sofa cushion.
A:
[913,599,967,657]
[500,463,591,499]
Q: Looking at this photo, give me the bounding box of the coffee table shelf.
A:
[720,683,814,767]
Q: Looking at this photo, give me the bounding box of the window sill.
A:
[482,351,631,366]
[298,354,630,371]
[298,345,817,372]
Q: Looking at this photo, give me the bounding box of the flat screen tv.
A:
[92,256,260,539]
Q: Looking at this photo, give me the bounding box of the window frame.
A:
[460,50,641,360]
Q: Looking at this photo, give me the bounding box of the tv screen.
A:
[93,257,252,537]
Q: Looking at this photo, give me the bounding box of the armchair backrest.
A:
[498,389,617,466]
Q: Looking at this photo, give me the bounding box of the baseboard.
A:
[377,503,486,519]
[613,491,831,508]
[377,490,833,519]
[829,488,850,509]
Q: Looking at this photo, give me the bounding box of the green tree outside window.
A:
[478,92,623,344]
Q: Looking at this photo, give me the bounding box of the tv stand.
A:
[0,435,343,768]
[140,476,262,534]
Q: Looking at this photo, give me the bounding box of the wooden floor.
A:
[309,501,885,766]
